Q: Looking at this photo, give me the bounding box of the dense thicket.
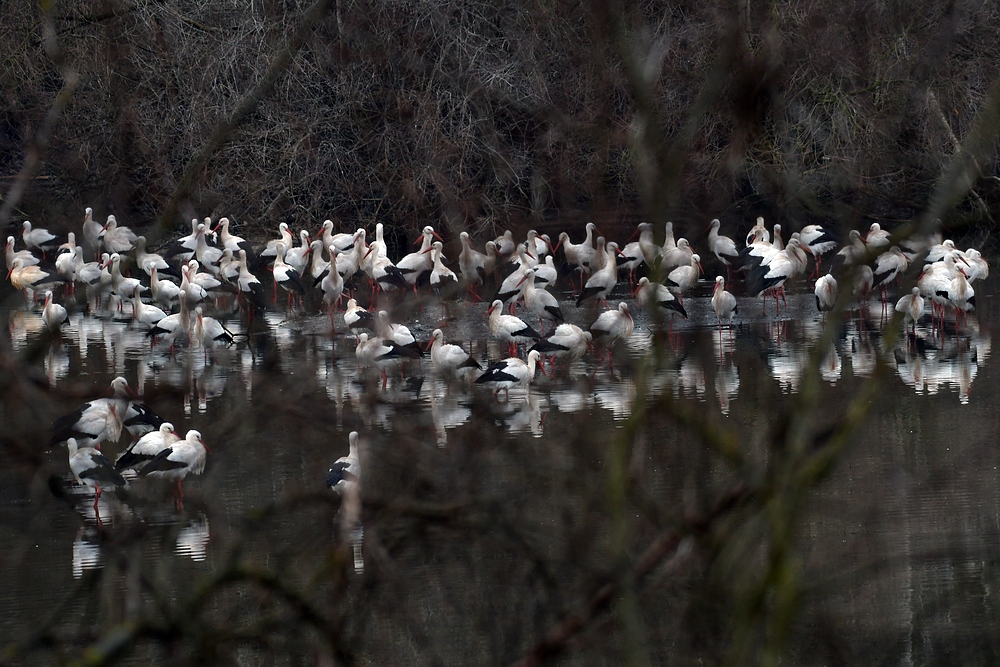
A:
[2,0,999,239]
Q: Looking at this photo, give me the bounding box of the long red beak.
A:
[537,363,547,377]
[625,227,641,243]
[486,305,495,316]
[432,230,445,242]
[552,238,563,253]
[516,273,530,288]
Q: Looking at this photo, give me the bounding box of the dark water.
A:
[0,266,997,664]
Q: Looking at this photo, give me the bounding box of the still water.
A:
[0,267,997,664]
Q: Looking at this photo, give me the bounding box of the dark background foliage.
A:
[1,0,998,241]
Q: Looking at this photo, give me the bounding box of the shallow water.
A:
[1,265,997,663]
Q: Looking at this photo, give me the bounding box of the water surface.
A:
[1,267,997,664]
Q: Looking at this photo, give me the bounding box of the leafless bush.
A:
[3,0,992,240]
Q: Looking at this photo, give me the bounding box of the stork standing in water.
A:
[707,219,739,278]
[813,273,838,321]
[82,207,105,259]
[634,277,688,326]
[67,438,127,515]
[101,215,138,254]
[666,253,703,307]
[355,333,422,390]
[589,302,634,374]
[396,226,438,290]
[326,430,364,572]
[459,231,489,300]
[895,287,924,344]
[320,247,346,324]
[236,249,266,315]
[712,276,738,332]
[326,431,361,493]
[344,298,376,340]
[518,268,563,334]
[138,429,209,510]
[529,323,591,375]
[115,422,180,472]
[7,257,64,296]
[555,222,596,290]
[42,290,68,333]
[49,376,131,449]
[494,244,535,312]
[576,241,621,307]
[872,246,909,316]
[486,299,541,357]
[22,220,64,256]
[427,328,482,380]
[5,235,39,269]
[799,224,839,278]
[475,349,545,399]
[272,243,306,307]
[429,241,458,320]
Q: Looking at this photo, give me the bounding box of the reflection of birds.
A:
[326,431,361,493]
[715,361,739,415]
[820,344,842,384]
[175,517,210,561]
[68,437,127,510]
[73,526,102,579]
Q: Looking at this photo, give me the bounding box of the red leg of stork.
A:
[175,479,185,511]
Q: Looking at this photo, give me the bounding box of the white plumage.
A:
[486,299,541,355]
[326,431,361,493]
[475,349,544,398]
[712,276,738,328]
[428,328,481,377]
